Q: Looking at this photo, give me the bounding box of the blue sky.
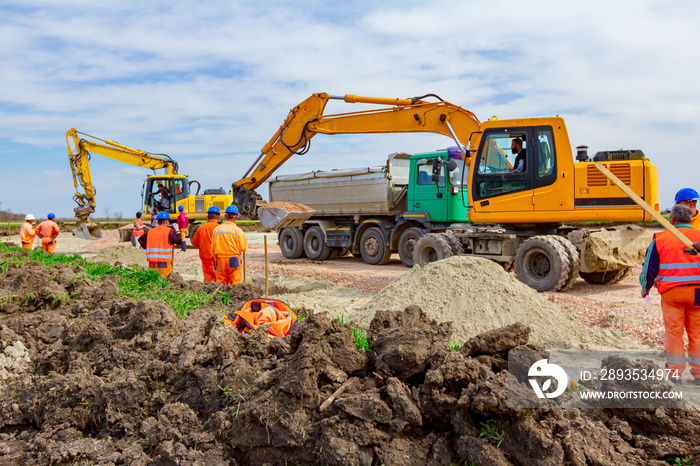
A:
[1,0,699,219]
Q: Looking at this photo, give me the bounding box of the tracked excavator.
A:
[230,93,660,292]
[67,128,232,240]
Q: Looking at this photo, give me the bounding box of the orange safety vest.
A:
[132,218,145,237]
[145,225,173,263]
[20,222,36,244]
[655,226,700,294]
[223,299,297,338]
[211,221,247,259]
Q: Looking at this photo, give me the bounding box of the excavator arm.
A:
[231,93,482,218]
[66,128,179,238]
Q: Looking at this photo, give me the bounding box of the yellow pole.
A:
[264,235,269,298]
[242,251,246,283]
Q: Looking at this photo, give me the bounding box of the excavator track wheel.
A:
[551,236,581,291]
[439,232,464,256]
[413,233,453,267]
[514,236,571,292]
[279,228,305,259]
[303,226,332,261]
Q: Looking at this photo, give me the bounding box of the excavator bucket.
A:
[73,223,102,240]
[573,225,656,273]
[257,204,314,229]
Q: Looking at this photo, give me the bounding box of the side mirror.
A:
[446,159,458,172]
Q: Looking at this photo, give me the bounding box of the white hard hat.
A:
[25,214,35,221]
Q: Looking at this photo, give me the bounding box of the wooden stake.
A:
[595,162,695,248]
[264,235,269,298]
[242,251,246,283]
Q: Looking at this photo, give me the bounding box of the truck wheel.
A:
[360,227,392,265]
[413,233,453,267]
[580,268,631,285]
[514,236,571,292]
[279,227,304,259]
[304,226,332,261]
[440,233,464,255]
[552,236,580,291]
[398,227,424,267]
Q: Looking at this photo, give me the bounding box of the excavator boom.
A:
[66,128,179,239]
[232,93,481,219]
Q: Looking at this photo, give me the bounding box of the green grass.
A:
[478,420,507,448]
[0,243,218,316]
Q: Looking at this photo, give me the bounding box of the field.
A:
[1,228,699,464]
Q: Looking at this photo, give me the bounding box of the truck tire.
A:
[552,236,580,291]
[360,227,392,265]
[304,226,332,261]
[514,236,571,292]
[440,232,464,255]
[279,227,305,259]
[580,268,631,285]
[414,233,453,267]
[398,227,424,268]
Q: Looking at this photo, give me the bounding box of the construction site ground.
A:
[4,226,700,464]
[5,226,666,348]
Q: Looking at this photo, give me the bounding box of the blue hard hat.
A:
[207,206,220,214]
[225,205,239,215]
[156,211,171,220]
[675,188,699,203]
[178,205,184,211]
[47,213,55,219]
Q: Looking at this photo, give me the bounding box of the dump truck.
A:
[230,92,659,292]
[268,148,656,291]
[66,128,232,239]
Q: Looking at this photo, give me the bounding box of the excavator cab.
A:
[143,176,189,214]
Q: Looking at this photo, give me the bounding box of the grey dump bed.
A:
[268,152,411,216]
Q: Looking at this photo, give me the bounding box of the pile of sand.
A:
[90,245,148,267]
[341,256,642,349]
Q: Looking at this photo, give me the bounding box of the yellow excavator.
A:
[231,93,660,291]
[67,128,232,239]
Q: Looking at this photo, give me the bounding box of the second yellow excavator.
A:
[67,128,232,239]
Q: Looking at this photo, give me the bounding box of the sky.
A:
[1,0,699,219]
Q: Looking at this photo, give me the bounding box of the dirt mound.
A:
[91,244,148,267]
[346,255,640,349]
[2,281,699,465]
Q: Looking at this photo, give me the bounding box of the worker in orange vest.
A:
[20,214,37,250]
[131,212,145,248]
[641,204,700,384]
[191,206,220,282]
[211,205,248,285]
[35,213,60,254]
[138,211,182,278]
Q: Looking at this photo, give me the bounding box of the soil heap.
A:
[1,253,699,464]
[345,255,640,349]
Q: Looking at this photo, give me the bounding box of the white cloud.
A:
[0,0,699,218]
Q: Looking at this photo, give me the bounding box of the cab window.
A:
[417,162,445,188]
[473,131,529,200]
[536,128,556,179]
